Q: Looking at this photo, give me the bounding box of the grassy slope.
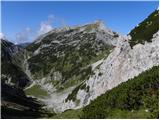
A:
[50,109,83,119]
[25,84,49,98]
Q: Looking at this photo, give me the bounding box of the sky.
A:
[1,1,159,44]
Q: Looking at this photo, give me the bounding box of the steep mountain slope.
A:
[51,66,158,119]
[71,30,158,109]
[1,39,30,88]
[82,66,159,119]
[1,39,54,118]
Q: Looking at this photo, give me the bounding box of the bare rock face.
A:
[80,31,159,107]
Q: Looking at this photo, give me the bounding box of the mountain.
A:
[24,21,127,111]
[1,39,30,88]
[26,21,117,83]
[26,10,157,112]
[73,9,158,112]
[57,9,158,119]
[1,39,54,118]
[1,9,159,118]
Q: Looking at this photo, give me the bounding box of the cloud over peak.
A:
[0,32,5,39]
[38,14,55,35]
[13,14,61,44]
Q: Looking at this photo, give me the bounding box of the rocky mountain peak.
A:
[32,20,117,47]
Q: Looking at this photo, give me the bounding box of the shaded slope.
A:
[1,39,30,88]
[1,39,55,118]
[1,82,47,119]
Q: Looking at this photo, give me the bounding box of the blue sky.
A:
[1,1,159,43]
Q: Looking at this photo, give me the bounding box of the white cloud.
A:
[37,14,55,35]
[0,32,5,39]
[15,27,32,44]
[13,14,56,44]
[38,22,53,35]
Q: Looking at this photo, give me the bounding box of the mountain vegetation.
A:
[129,10,159,47]
[81,66,159,119]
[25,21,114,93]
